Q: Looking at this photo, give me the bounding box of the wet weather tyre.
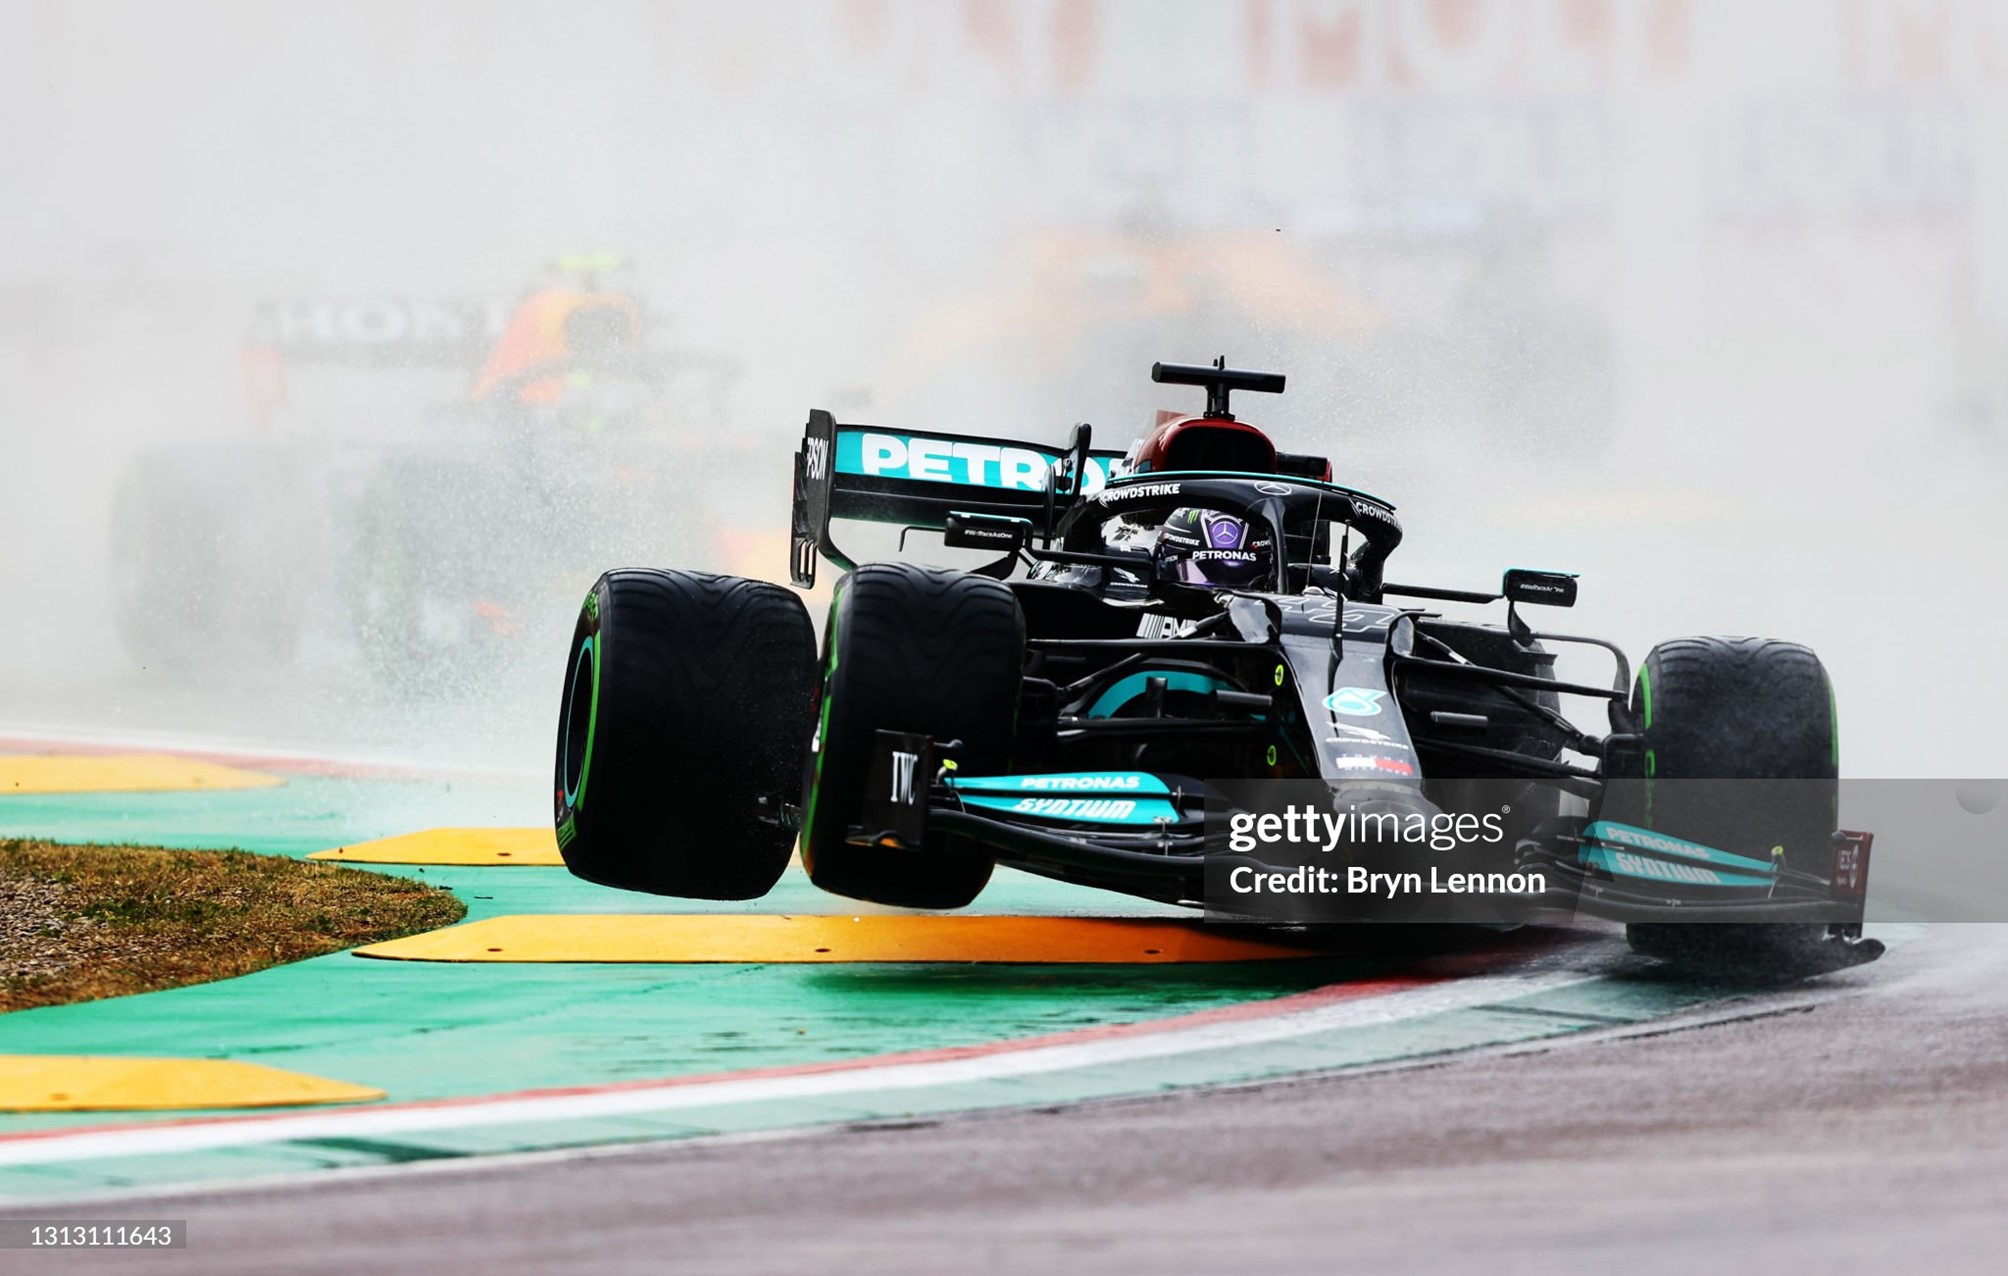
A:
[801,564,1024,909]
[553,570,816,900]
[1618,636,1838,968]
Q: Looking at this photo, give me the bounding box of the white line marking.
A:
[0,972,1592,1169]
[6,971,1818,1210]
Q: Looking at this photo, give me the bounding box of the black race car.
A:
[110,263,742,693]
[552,360,1880,973]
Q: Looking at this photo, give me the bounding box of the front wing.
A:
[850,731,1878,930]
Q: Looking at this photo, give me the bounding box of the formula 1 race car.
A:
[110,259,745,693]
[552,359,1882,973]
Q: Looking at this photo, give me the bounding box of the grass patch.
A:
[0,840,465,1013]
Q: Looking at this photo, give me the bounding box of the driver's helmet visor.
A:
[1153,508,1275,587]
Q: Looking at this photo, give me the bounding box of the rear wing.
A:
[245,296,510,369]
[790,412,1130,588]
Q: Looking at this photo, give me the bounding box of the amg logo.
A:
[1012,798,1138,819]
[1610,852,1725,886]
[890,750,919,805]
[1018,775,1142,791]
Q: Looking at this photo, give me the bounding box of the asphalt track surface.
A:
[26,923,2004,1275]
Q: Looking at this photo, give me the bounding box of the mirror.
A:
[943,511,1032,555]
[1502,568,1578,608]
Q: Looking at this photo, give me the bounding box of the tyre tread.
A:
[557,569,816,900]
[802,563,1024,908]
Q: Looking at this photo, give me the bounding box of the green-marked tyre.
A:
[801,563,1024,909]
[1616,636,1839,968]
[554,569,816,899]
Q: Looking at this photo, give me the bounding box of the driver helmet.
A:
[1153,507,1275,589]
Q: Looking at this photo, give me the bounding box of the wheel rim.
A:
[560,634,598,808]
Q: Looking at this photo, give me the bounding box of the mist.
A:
[2,0,2003,779]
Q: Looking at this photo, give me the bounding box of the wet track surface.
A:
[12,4,2008,1270]
[23,923,2006,1274]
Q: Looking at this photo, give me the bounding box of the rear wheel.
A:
[801,564,1024,909]
[554,570,816,899]
[1618,636,1838,969]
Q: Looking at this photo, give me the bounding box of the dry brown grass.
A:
[0,840,465,1013]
